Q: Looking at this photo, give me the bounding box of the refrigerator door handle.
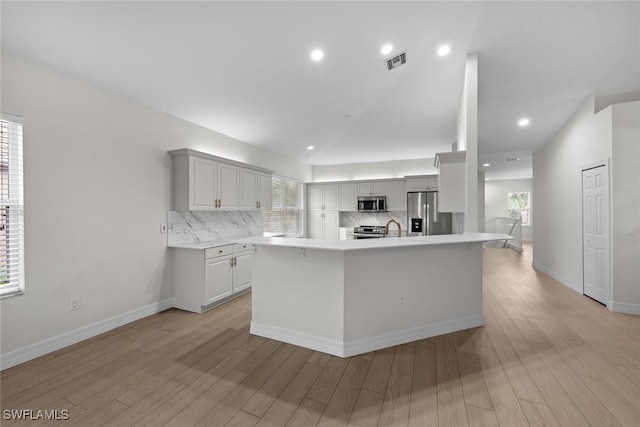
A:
[433,193,438,223]
[425,203,429,236]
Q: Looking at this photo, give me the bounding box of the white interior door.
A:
[582,164,610,305]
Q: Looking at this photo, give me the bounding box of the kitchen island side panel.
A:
[342,243,483,344]
[250,245,345,347]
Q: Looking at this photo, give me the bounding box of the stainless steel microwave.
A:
[357,196,386,212]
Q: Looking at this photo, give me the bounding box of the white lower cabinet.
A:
[173,243,254,313]
[205,254,233,305]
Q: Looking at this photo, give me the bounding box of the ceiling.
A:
[2,1,639,180]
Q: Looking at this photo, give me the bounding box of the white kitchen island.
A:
[239,233,511,357]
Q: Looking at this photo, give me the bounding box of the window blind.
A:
[263,176,304,236]
[0,115,25,298]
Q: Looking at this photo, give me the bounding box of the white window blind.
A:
[0,115,25,298]
[263,176,304,237]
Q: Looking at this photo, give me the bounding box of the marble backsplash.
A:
[339,211,407,229]
[168,210,263,245]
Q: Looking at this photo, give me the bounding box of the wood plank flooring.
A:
[2,244,639,426]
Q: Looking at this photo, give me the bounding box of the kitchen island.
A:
[239,233,511,357]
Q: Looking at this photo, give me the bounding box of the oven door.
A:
[353,233,384,239]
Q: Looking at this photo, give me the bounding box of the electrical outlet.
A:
[160,224,167,234]
[70,297,80,311]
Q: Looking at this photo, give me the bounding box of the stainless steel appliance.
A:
[407,191,452,236]
[357,196,386,212]
[352,225,386,239]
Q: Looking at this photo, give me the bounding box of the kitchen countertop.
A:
[168,232,285,250]
[239,232,512,252]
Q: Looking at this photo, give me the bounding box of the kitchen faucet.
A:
[385,219,401,237]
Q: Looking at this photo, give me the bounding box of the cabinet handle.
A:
[219,249,223,254]
[258,201,261,208]
[230,258,234,266]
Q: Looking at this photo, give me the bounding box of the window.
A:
[0,115,25,298]
[263,176,304,237]
[507,192,530,226]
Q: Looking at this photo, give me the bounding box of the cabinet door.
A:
[371,182,385,195]
[385,181,406,211]
[426,177,439,191]
[218,163,240,209]
[338,183,357,211]
[357,182,371,196]
[323,211,339,240]
[190,157,217,210]
[233,252,252,292]
[258,172,273,210]
[406,178,427,191]
[205,256,233,305]
[323,184,339,210]
[307,211,323,238]
[307,185,323,210]
[240,168,258,209]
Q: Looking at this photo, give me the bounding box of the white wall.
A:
[611,102,640,309]
[533,96,612,291]
[0,53,311,362]
[485,179,533,241]
[311,158,436,182]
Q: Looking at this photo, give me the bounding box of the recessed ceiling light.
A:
[381,44,393,55]
[437,45,451,56]
[485,178,490,181]
[483,163,490,167]
[307,145,315,151]
[311,49,324,61]
[518,118,530,127]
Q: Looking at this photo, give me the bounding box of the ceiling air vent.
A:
[386,51,407,70]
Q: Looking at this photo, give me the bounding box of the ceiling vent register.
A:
[386,52,407,70]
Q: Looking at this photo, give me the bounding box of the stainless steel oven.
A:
[352,225,385,239]
[357,196,386,212]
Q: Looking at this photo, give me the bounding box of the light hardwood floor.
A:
[2,244,639,426]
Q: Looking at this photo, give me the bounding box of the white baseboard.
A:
[251,315,484,358]
[532,261,582,293]
[0,298,174,371]
[609,301,640,315]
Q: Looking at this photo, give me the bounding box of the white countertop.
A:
[168,233,285,250]
[238,232,512,252]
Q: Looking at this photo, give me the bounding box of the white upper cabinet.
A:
[191,157,218,210]
[338,183,357,211]
[170,149,273,211]
[217,163,239,209]
[258,172,273,210]
[240,168,258,209]
[435,151,466,212]
[308,183,338,210]
[406,175,439,192]
[385,180,406,211]
[357,181,385,196]
[240,169,273,210]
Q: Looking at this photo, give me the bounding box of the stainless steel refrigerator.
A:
[407,191,452,236]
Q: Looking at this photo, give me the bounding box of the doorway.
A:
[582,162,610,305]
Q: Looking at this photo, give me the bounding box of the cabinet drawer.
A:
[205,245,233,259]
[233,243,253,253]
